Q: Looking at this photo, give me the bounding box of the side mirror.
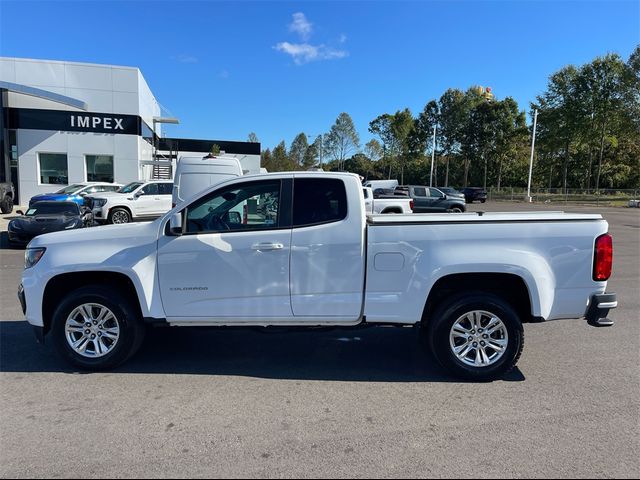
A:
[134,191,144,199]
[168,212,183,236]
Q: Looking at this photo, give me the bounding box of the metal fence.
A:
[487,187,640,205]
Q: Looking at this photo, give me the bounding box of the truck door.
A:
[411,186,430,212]
[157,178,294,320]
[290,177,365,320]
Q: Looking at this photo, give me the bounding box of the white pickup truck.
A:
[18,172,617,380]
[363,186,414,214]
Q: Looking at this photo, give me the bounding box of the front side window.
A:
[293,178,347,227]
[185,180,281,234]
[85,155,114,183]
[142,183,159,195]
[39,153,68,185]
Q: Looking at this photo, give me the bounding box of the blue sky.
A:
[1,0,638,150]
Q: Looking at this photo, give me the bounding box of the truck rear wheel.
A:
[425,292,524,381]
[0,195,13,214]
[51,285,145,370]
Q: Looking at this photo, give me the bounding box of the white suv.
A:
[89,181,173,224]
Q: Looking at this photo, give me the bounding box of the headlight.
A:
[25,247,46,269]
[93,198,107,208]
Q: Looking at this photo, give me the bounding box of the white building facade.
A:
[0,57,260,205]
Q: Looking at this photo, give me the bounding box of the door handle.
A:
[252,242,284,251]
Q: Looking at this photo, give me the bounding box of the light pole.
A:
[527,109,538,203]
[429,125,437,187]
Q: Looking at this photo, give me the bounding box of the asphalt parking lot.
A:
[0,202,638,478]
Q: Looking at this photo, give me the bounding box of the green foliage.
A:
[263,46,639,190]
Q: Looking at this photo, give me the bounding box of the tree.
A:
[271,141,295,172]
[247,132,259,143]
[364,139,383,162]
[289,133,309,169]
[325,113,360,171]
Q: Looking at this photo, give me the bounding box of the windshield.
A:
[118,182,143,194]
[55,184,86,194]
[26,203,79,216]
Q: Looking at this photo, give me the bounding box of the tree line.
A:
[256,46,639,191]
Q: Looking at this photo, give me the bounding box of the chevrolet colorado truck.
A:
[18,172,617,380]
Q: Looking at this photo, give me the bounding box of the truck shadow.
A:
[0,321,525,383]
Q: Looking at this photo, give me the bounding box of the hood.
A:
[10,214,82,235]
[28,218,161,248]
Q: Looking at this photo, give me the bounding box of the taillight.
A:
[410,200,414,211]
[593,233,613,281]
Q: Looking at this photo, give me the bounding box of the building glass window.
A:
[85,155,114,183]
[39,153,68,185]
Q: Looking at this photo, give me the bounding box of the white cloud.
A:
[339,34,348,44]
[172,54,198,64]
[274,42,348,65]
[289,12,313,40]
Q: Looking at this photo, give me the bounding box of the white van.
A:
[172,155,243,207]
[363,179,399,191]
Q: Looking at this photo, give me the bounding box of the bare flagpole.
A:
[527,109,538,203]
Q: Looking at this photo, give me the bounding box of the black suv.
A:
[462,187,487,203]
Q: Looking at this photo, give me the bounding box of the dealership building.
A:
[0,57,261,205]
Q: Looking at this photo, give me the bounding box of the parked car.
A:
[0,182,15,213]
[29,182,122,207]
[403,185,466,213]
[438,187,465,200]
[89,180,173,224]
[462,187,488,203]
[173,155,243,208]
[363,179,399,191]
[363,187,413,214]
[8,201,92,247]
[20,172,617,381]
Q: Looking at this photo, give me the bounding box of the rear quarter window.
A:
[293,178,347,227]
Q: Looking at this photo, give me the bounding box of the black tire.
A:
[425,292,524,381]
[108,207,131,224]
[51,285,145,370]
[0,195,13,214]
[480,199,486,203]
[451,207,463,213]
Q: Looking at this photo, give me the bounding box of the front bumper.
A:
[585,293,617,327]
[8,231,33,246]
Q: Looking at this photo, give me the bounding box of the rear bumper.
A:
[585,292,617,327]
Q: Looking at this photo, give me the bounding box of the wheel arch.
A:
[421,272,540,328]
[42,271,144,336]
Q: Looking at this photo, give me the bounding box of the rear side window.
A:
[159,183,173,195]
[293,178,347,227]
[413,187,427,197]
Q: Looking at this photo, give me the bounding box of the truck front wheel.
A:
[109,208,131,224]
[425,292,524,381]
[51,285,145,370]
